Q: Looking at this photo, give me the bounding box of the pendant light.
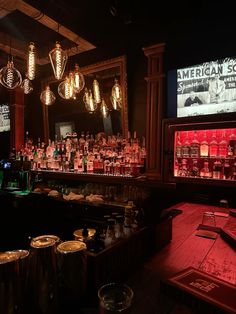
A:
[83,89,97,113]
[49,41,68,80]
[110,95,122,110]
[112,79,122,101]
[93,79,101,104]
[21,75,33,94]
[100,99,109,118]
[27,42,36,80]
[73,63,85,94]
[58,72,76,99]
[40,86,56,106]
[0,56,22,89]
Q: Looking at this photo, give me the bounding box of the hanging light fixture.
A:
[27,42,36,80]
[111,78,122,102]
[58,72,76,99]
[100,98,109,118]
[110,95,122,110]
[73,63,85,94]
[21,75,33,94]
[0,56,22,89]
[83,89,97,113]
[111,78,122,110]
[93,79,101,104]
[49,41,68,80]
[40,86,56,106]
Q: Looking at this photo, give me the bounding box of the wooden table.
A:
[147,202,236,285]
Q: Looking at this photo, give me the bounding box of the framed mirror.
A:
[42,55,128,142]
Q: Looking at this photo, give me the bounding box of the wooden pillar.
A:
[143,43,165,180]
[10,88,25,152]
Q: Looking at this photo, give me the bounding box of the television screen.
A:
[0,103,10,132]
[177,57,236,117]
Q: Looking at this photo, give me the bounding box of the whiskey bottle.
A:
[182,131,190,158]
[190,131,200,158]
[223,159,231,180]
[212,159,222,179]
[209,131,218,157]
[228,129,236,157]
[175,132,182,158]
[200,130,209,157]
[218,130,227,158]
[200,160,212,178]
[190,159,200,177]
[178,159,189,177]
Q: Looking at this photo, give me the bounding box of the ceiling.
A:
[0,0,231,75]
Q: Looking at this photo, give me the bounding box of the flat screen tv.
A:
[0,103,10,132]
[169,57,236,118]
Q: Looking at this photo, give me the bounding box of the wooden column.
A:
[143,43,165,180]
[10,88,25,152]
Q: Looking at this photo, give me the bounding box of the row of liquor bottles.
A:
[174,157,236,180]
[13,131,147,177]
[175,128,236,159]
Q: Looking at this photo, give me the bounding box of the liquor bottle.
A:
[200,160,212,178]
[190,159,200,177]
[212,159,222,179]
[178,159,189,177]
[190,131,200,157]
[175,132,182,158]
[200,130,209,157]
[223,159,231,180]
[228,129,236,157]
[232,159,236,180]
[209,131,218,157]
[218,130,227,158]
[182,131,190,158]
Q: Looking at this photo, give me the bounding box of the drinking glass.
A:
[202,211,216,227]
[98,282,134,313]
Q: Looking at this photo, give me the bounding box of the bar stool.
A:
[30,235,59,314]
[0,251,20,314]
[56,240,87,310]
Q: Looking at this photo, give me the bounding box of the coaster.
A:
[195,229,217,239]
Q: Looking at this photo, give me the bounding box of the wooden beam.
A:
[16,0,96,52]
[0,0,96,63]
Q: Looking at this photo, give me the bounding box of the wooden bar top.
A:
[147,202,236,285]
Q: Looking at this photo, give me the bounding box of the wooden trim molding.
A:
[9,88,25,152]
[143,43,166,180]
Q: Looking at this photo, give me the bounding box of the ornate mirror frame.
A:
[42,55,128,142]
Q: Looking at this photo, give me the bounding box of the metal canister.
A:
[56,240,87,309]
[12,250,30,314]
[73,228,96,242]
[0,251,20,314]
[30,235,58,314]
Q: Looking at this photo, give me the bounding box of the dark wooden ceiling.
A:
[0,0,235,74]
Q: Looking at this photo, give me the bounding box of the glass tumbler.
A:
[98,282,134,313]
[202,211,216,227]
